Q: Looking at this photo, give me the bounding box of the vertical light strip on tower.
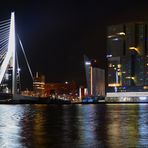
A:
[90,65,93,96]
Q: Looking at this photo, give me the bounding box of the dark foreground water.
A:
[0,104,148,147]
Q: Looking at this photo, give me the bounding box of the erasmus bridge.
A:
[0,12,71,104]
[0,12,33,97]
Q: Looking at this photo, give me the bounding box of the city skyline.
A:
[0,1,148,88]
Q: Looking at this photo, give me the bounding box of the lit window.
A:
[108,63,112,67]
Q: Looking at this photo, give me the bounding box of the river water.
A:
[0,104,148,147]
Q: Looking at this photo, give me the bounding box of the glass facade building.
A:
[107,22,148,92]
[84,55,105,96]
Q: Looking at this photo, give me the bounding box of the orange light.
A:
[144,86,148,89]
[90,66,93,95]
[129,47,141,55]
[108,83,121,87]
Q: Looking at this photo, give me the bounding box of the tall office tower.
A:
[107,22,148,92]
[84,55,105,96]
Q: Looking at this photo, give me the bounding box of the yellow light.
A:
[126,76,135,80]
[108,83,121,87]
[146,63,148,66]
[118,72,122,76]
[117,64,121,68]
[129,47,141,55]
[117,32,125,36]
[144,86,148,89]
[129,47,136,50]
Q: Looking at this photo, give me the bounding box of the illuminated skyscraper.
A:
[107,22,148,92]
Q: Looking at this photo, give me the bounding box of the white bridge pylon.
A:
[0,12,16,94]
[0,12,33,95]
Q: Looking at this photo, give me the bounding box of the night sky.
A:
[0,0,148,89]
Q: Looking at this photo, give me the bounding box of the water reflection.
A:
[138,104,148,147]
[0,104,148,147]
[0,105,26,147]
[106,104,139,147]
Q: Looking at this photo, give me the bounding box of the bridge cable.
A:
[17,35,34,81]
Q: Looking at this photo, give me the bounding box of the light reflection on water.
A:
[0,105,27,147]
[0,104,148,147]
